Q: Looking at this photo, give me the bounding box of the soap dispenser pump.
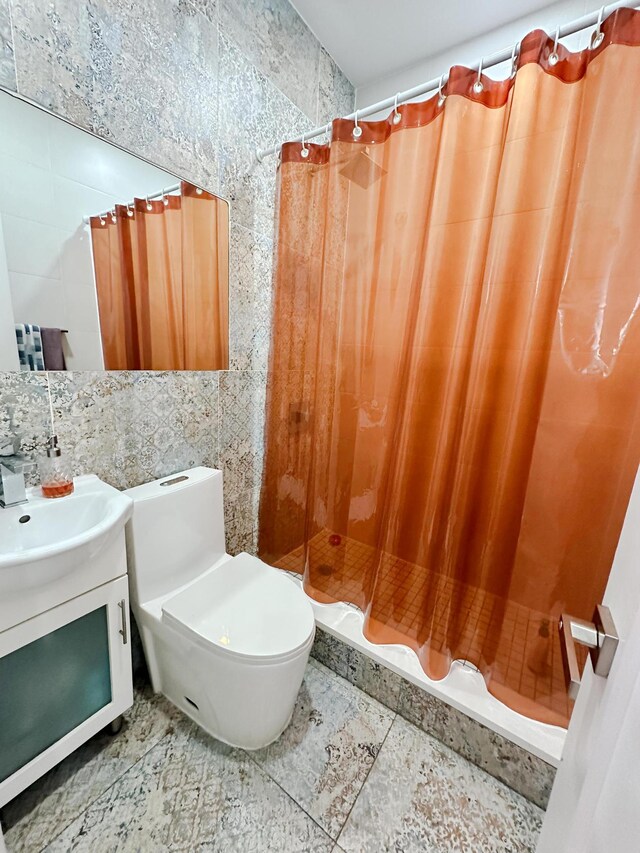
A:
[40,435,74,498]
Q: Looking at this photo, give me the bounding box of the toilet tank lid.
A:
[125,467,220,502]
[162,552,315,661]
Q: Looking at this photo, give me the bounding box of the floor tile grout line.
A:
[312,638,553,809]
[238,663,397,845]
[335,711,398,848]
[240,747,336,844]
[29,718,179,853]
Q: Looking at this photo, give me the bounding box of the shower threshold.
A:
[277,534,567,766]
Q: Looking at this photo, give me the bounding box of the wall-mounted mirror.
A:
[0,89,229,372]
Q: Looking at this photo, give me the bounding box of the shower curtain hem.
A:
[288,573,566,766]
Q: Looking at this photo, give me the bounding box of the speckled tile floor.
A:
[0,660,543,852]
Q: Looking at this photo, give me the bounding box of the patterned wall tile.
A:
[224,483,260,554]
[45,371,219,490]
[0,0,15,91]
[0,0,354,554]
[10,0,220,188]
[219,0,320,121]
[311,628,402,712]
[229,223,273,371]
[0,372,50,475]
[317,47,354,126]
[127,371,219,483]
[312,627,352,679]
[47,371,136,490]
[8,0,94,128]
[217,32,314,237]
[218,369,265,552]
[218,370,265,494]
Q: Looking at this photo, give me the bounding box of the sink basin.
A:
[0,474,132,632]
[0,482,131,567]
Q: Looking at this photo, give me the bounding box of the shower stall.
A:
[259,8,640,762]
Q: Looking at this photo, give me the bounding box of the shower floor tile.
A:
[0,663,543,853]
[278,530,573,723]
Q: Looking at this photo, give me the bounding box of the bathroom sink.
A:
[0,483,130,567]
[0,474,133,631]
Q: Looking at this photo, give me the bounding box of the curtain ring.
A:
[300,132,309,158]
[437,74,447,106]
[195,187,203,195]
[392,93,402,125]
[511,41,520,77]
[110,208,117,223]
[126,202,134,218]
[352,110,363,139]
[473,58,484,94]
[591,5,605,48]
[99,214,106,226]
[549,27,560,65]
[161,188,169,206]
[145,195,152,211]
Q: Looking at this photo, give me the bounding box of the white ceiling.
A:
[289,0,568,88]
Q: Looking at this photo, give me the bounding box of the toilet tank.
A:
[125,467,226,604]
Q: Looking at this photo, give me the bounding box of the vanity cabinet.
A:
[0,476,134,808]
[0,575,132,806]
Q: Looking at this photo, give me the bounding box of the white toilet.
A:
[125,466,315,749]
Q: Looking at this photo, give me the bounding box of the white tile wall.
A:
[8,272,67,328]
[0,217,18,370]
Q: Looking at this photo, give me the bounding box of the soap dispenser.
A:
[40,435,74,498]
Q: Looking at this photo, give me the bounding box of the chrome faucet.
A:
[0,454,37,508]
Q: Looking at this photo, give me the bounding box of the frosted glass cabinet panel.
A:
[0,607,112,782]
[0,575,132,807]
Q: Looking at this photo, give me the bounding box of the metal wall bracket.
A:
[559,605,618,700]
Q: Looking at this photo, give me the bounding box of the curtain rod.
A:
[257,0,640,161]
[82,182,182,224]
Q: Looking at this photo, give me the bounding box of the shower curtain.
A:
[90,181,229,370]
[259,8,640,726]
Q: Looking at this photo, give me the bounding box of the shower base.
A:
[277,533,567,766]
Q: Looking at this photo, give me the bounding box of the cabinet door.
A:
[0,575,133,806]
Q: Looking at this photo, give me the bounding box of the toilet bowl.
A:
[125,467,315,749]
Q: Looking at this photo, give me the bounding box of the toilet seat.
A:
[162,552,315,664]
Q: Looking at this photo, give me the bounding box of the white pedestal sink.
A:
[0,474,134,807]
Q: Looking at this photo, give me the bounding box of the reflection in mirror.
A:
[0,89,229,371]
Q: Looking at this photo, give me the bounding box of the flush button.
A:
[159,475,189,487]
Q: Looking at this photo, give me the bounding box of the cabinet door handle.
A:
[118,599,128,645]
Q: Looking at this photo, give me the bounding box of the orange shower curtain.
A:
[90,182,229,370]
[259,8,640,726]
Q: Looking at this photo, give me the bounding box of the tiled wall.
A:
[0,0,354,551]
